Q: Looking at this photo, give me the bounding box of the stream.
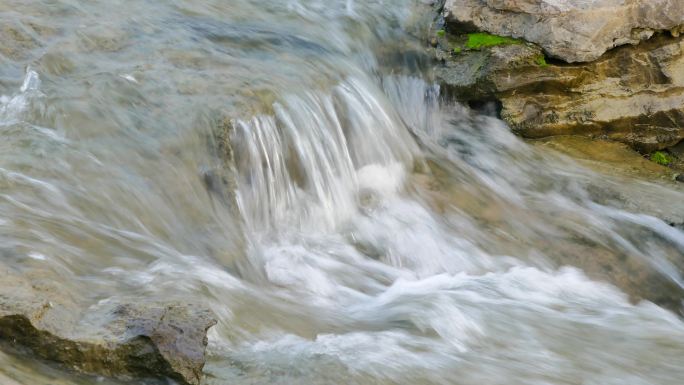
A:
[1,1,684,384]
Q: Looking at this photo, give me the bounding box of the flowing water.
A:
[2,1,684,384]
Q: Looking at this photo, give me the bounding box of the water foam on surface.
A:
[0,69,41,126]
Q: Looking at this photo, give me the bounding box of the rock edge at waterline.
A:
[0,267,216,385]
[434,33,684,153]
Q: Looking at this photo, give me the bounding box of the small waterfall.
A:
[232,76,421,234]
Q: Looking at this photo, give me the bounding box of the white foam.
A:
[1,68,42,127]
[27,252,47,261]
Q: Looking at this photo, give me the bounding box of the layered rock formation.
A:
[443,0,684,63]
[432,0,684,155]
[0,266,216,385]
[435,34,684,152]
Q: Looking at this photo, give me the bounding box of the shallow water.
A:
[1,1,684,384]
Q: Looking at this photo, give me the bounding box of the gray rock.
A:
[0,267,216,385]
[443,0,684,62]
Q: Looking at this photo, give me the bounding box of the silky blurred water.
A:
[1,1,684,384]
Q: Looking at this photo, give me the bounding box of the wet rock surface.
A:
[530,136,684,223]
[442,0,684,63]
[0,266,216,385]
[532,136,684,311]
[434,34,684,152]
[417,154,684,314]
[530,136,677,181]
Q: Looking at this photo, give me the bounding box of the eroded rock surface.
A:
[443,0,684,62]
[0,267,216,385]
[435,34,684,152]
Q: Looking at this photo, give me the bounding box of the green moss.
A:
[453,47,462,54]
[651,151,673,166]
[436,29,446,38]
[535,55,548,67]
[466,32,521,50]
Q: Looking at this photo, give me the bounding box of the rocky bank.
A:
[429,0,684,312]
[0,265,216,385]
[433,0,684,166]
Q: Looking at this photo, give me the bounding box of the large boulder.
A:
[435,34,684,152]
[443,0,684,62]
[0,267,216,385]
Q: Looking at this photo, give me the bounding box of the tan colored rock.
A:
[0,16,58,61]
[0,267,216,385]
[530,136,676,181]
[443,0,684,62]
[435,35,684,152]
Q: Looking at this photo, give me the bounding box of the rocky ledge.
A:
[443,0,684,63]
[432,0,684,167]
[0,267,216,385]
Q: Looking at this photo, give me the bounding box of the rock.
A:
[0,267,216,385]
[0,16,58,62]
[537,236,684,313]
[414,151,684,313]
[442,0,684,63]
[530,135,684,312]
[435,34,684,152]
[530,136,676,180]
[530,136,684,221]
[0,22,42,61]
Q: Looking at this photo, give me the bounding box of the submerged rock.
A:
[532,137,684,311]
[442,0,684,63]
[530,136,677,181]
[0,267,216,385]
[435,34,684,152]
[531,136,684,220]
[415,137,684,313]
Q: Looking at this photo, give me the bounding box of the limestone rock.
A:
[0,267,216,385]
[435,35,684,152]
[443,0,684,62]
